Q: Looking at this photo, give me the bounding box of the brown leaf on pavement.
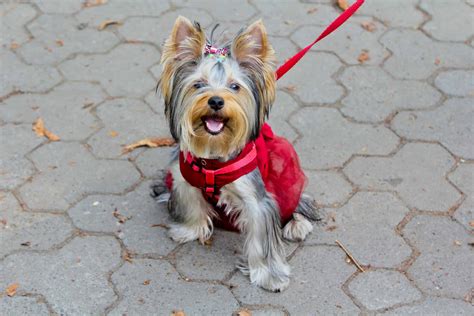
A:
[6,283,19,297]
[98,20,122,31]
[361,21,376,32]
[83,0,107,8]
[237,309,252,316]
[33,118,60,141]
[10,42,19,50]
[113,208,130,224]
[171,310,186,316]
[55,40,64,47]
[307,7,318,14]
[122,137,175,154]
[358,50,370,63]
[337,0,349,10]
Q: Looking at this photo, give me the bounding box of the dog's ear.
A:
[231,20,275,66]
[162,16,206,63]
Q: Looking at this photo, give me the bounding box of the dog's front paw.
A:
[168,223,212,244]
[250,265,290,292]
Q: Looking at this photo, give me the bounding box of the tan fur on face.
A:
[182,91,251,159]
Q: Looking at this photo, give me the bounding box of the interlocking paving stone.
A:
[87,98,170,159]
[0,124,43,190]
[110,259,239,315]
[0,192,72,259]
[175,229,241,281]
[135,147,175,178]
[33,0,82,14]
[59,43,160,97]
[0,48,62,97]
[120,9,214,48]
[278,52,344,104]
[267,90,299,143]
[348,270,422,311]
[420,0,473,42]
[0,236,121,315]
[345,143,459,211]
[0,296,49,316]
[404,216,474,298]
[291,17,387,66]
[305,170,353,207]
[308,192,411,267]
[0,3,36,47]
[290,107,399,169]
[253,1,339,36]
[392,98,474,159]
[340,66,441,123]
[435,70,474,97]
[358,0,424,28]
[69,180,175,256]
[19,142,140,211]
[230,246,359,315]
[383,297,474,315]
[0,82,105,141]
[448,163,474,230]
[76,0,170,28]
[380,29,474,80]
[19,14,119,65]
[172,0,256,22]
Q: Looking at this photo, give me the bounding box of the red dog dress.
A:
[165,123,307,231]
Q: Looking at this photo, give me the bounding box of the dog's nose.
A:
[208,96,224,111]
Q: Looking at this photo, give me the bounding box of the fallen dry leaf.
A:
[55,39,64,47]
[6,283,18,297]
[10,42,19,50]
[143,279,151,285]
[453,240,462,246]
[337,0,349,10]
[325,225,338,232]
[33,118,60,141]
[151,223,170,229]
[171,311,185,316]
[108,130,118,137]
[237,309,252,316]
[361,21,376,32]
[0,218,7,226]
[434,57,441,65]
[469,220,474,227]
[358,50,370,63]
[307,7,318,14]
[82,102,94,109]
[203,237,213,246]
[98,19,122,31]
[122,137,175,154]
[83,0,107,8]
[113,208,130,224]
[123,250,133,263]
[282,85,297,93]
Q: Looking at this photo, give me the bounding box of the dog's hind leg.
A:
[282,194,320,242]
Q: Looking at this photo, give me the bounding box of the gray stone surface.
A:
[19,14,119,65]
[0,192,72,259]
[420,0,474,42]
[384,297,474,315]
[340,66,441,122]
[230,246,359,315]
[404,216,474,298]
[278,52,344,104]
[291,107,399,169]
[88,98,170,159]
[19,142,140,211]
[1,1,472,314]
[110,259,239,315]
[309,192,411,268]
[0,296,49,316]
[291,18,387,66]
[392,98,474,159]
[448,163,474,230]
[345,143,459,211]
[348,270,422,311]
[380,29,474,80]
[0,236,121,315]
[0,82,105,141]
[59,43,160,97]
[435,70,474,97]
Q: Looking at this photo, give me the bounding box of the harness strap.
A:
[275,0,365,80]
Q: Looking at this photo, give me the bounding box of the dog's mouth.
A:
[202,115,227,135]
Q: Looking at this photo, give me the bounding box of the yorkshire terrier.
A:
[152,16,319,292]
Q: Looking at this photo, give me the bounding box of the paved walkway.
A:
[1,0,473,315]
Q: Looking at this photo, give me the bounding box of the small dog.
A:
[152,16,319,292]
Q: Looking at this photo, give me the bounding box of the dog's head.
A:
[159,16,276,159]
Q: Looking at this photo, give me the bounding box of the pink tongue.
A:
[205,118,224,133]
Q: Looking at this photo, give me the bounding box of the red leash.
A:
[275,0,365,80]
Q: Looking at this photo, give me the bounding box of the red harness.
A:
[166,124,306,231]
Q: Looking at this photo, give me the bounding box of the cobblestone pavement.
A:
[1,0,473,315]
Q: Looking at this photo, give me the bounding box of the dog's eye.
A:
[193,82,205,89]
[229,83,240,91]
